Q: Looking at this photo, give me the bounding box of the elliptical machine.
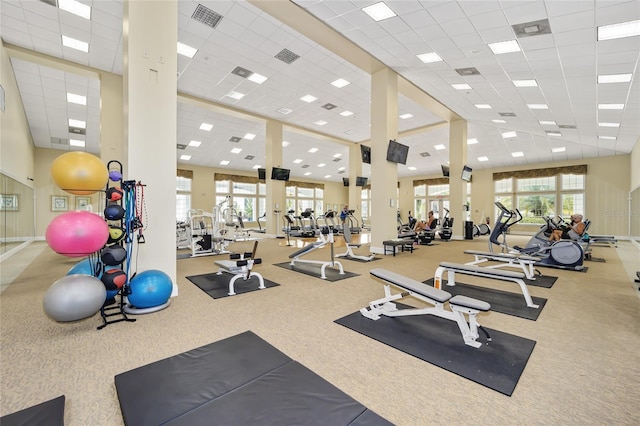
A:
[489,202,584,271]
[438,208,453,241]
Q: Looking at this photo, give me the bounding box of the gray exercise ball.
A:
[43,274,106,322]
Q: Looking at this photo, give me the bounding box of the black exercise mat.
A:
[337,255,381,263]
[274,262,359,281]
[115,331,391,426]
[335,306,536,396]
[177,252,191,259]
[524,274,557,288]
[186,273,279,299]
[0,395,65,426]
[423,278,547,321]
[585,256,606,262]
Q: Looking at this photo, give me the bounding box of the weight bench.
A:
[464,250,540,280]
[434,262,539,309]
[289,228,344,279]
[215,241,264,295]
[361,268,491,348]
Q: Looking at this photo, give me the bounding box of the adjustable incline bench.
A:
[434,262,539,309]
[289,227,344,279]
[361,268,491,348]
[464,250,540,280]
[215,241,265,295]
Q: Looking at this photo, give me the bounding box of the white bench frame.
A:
[464,250,540,280]
[434,262,539,309]
[215,257,265,296]
[361,268,491,348]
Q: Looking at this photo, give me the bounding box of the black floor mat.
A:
[423,279,547,321]
[335,306,535,396]
[0,395,65,426]
[524,274,557,288]
[186,273,279,299]
[274,262,359,281]
[115,331,392,426]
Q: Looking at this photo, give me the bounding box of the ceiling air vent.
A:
[420,152,431,157]
[229,136,241,143]
[51,137,68,145]
[177,144,187,150]
[322,103,337,110]
[499,112,516,117]
[513,19,551,38]
[68,126,86,135]
[338,170,345,174]
[558,124,577,129]
[244,155,255,160]
[301,165,309,168]
[192,4,223,29]
[231,66,253,78]
[275,48,300,64]
[455,67,480,76]
[332,157,341,162]
[39,0,57,7]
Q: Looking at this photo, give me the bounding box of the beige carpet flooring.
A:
[1,236,639,425]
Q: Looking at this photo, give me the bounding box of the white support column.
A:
[348,144,362,216]
[449,119,468,240]
[370,68,399,253]
[123,0,178,294]
[265,120,285,235]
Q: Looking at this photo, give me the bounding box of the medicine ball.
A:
[101,268,127,290]
[104,204,125,220]
[109,170,122,182]
[107,226,125,244]
[106,187,123,201]
[101,244,127,266]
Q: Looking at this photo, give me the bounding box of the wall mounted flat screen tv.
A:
[386,139,409,165]
[271,167,290,181]
[461,165,472,182]
[258,168,266,180]
[342,177,349,186]
[355,176,368,187]
[360,145,371,164]
[441,165,450,177]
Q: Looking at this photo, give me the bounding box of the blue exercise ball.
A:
[127,270,172,309]
[43,275,106,322]
[67,258,95,275]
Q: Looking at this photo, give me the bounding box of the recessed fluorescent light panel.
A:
[293,159,303,164]
[598,122,620,127]
[180,155,192,160]
[399,113,414,119]
[552,147,566,153]
[282,141,290,147]
[230,148,242,154]
[475,104,492,109]
[467,138,478,145]
[58,0,91,19]
[69,139,85,147]
[598,73,632,83]
[599,136,617,140]
[478,156,489,162]
[513,79,538,87]
[219,160,230,165]
[324,175,331,179]
[308,148,319,153]
[408,166,417,171]
[362,2,397,22]
[331,78,350,88]
[492,119,507,124]
[333,153,342,158]
[488,40,521,54]
[252,165,262,169]
[598,104,624,110]
[317,163,326,168]
[597,19,640,41]
[527,104,548,109]
[434,144,446,150]
[511,151,524,158]
[247,73,267,84]
[300,95,317,103]
[61,35,88,52]
[451,83,471,90]
[502,131,517,138]
[546,131,562,137]
[200,123,213,131]
[226,91,245,100]
[277,108,293,115]
[188,140,201,147]
[304,172,311,176]
[340,110,354,117]
[66,93,86,105]
[177,42,198,58]
[539,120,557,125]
[68,119,86,129]
[314,120,328,126]
[338,167,346,171]
[417,52,443,63]
[243,133,256,140]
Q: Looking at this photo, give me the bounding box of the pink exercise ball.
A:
[51,152,108,195]
[46,211,109,257]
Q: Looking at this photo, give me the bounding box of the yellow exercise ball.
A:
[51,152,109,195]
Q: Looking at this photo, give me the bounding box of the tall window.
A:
[176,171,192,222]
[361,187,371,221]
[286,183,323,216]
[494,169,586,224]
[214,175,265,222]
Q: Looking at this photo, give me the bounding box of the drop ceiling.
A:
[1,0,638,183]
